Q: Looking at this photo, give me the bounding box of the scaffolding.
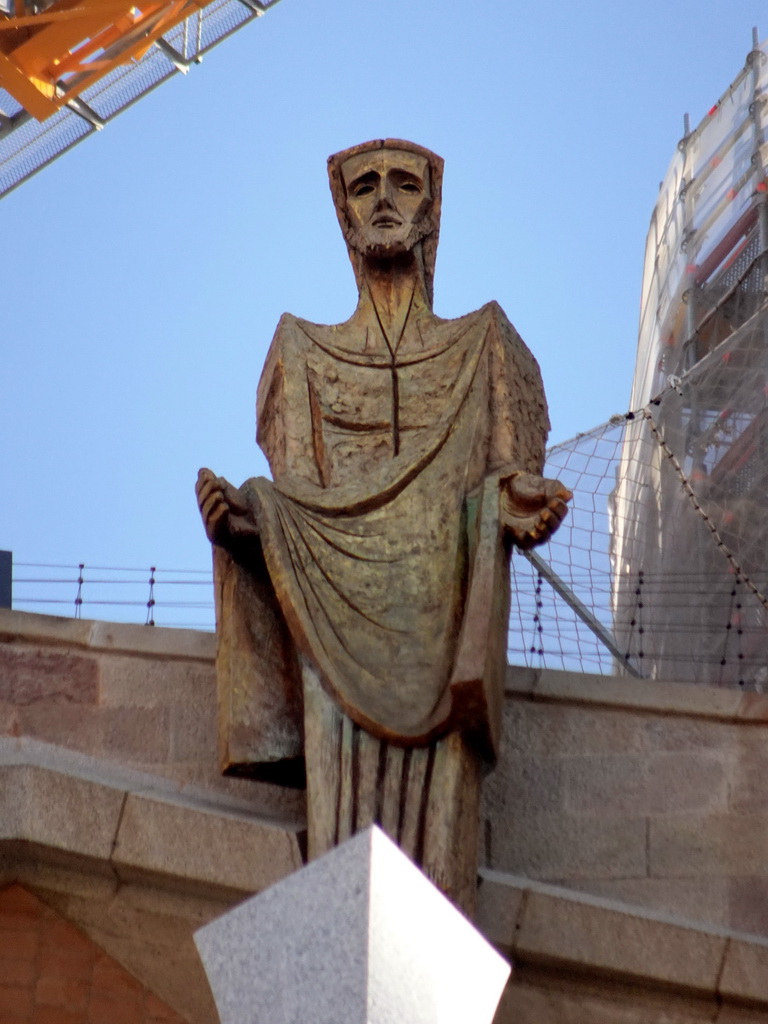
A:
[0,0,282,198]
[612,28,768,686]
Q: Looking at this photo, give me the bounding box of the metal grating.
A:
[0,0,283,198]
[0,104,93,195]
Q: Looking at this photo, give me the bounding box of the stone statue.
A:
[196,139,570,912]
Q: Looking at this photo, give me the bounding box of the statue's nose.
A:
[374,185,396,210]
[374,177,397,207]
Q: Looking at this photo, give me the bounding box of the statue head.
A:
[328,139,444,305]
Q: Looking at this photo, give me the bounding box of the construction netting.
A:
[510,300,768,689]
[512,33,768,688]
[632,35,768,409]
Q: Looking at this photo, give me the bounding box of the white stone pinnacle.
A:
[195,825,510,1024]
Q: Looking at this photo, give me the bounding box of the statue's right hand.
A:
[196,468,257,546]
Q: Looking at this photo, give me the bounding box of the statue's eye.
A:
[399,180,421,194]
[353,183,375,197]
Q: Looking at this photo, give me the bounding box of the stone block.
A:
[112,879,235,929]
[98,656,214,709]
[531,668,744,722]
[88,620,215,661]
[112,791,303,895]
[0,700,21,736]
[515,886,726,995]
[101,707,171,763]
[195,826,510,1024]
[728,748,768,813]
[716,1008,768,1023]
[555,877,730,932]
[146,992,186,1023]
[501,700,649,758]
[729,877,768,937]
[0,764,124,862]
[718,937,768,1005]
[0,645,98,706]
[482,754,564,822]
[16,704,105,753]
[504,665,537,695]
[564,752,728,817]
[650,814,768,878]
[0,609,216,662]
[475,870,525,951]
[2,851,119,907]
[643,717,740,753]
[80,922,228,1024]
[496,973,718,1024]
[735,692,768,723]
[0,609,94,648]
[168,702,217,763]
[490,811,647,880]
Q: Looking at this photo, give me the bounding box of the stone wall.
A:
[0,610,302,823]
[485,667,768,937]
[4,608,768,940]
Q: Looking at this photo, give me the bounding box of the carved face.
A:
[340,149,433,258]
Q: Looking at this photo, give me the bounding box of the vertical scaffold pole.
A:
[0,550,11,609]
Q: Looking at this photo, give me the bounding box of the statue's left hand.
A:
[500,472,572,549]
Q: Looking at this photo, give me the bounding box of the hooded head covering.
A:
[327,139,444,307]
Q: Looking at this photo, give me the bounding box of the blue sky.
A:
[2,0,766,622]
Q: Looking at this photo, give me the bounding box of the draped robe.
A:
[212,291,549,907]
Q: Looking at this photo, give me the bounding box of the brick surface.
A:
[0,928,39,961]
[92,955,145,999]
[0,646,98,706]
[0,984,34,1016]
[35,975,89,1012]
[0,956,36,986]
[37,945,96,983]
[88,993,145,1024]
[0,883,41,913]
[0,884,186,1024]
[35,1008,83,1024]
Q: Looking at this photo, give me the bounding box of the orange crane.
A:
[0,1,252,120]
[0,0,280,195]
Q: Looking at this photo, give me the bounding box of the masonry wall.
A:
[0,610,302,823]
[485,668,768,937]
[3,608,768,944]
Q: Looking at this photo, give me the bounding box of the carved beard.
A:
[344,214,435,261]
